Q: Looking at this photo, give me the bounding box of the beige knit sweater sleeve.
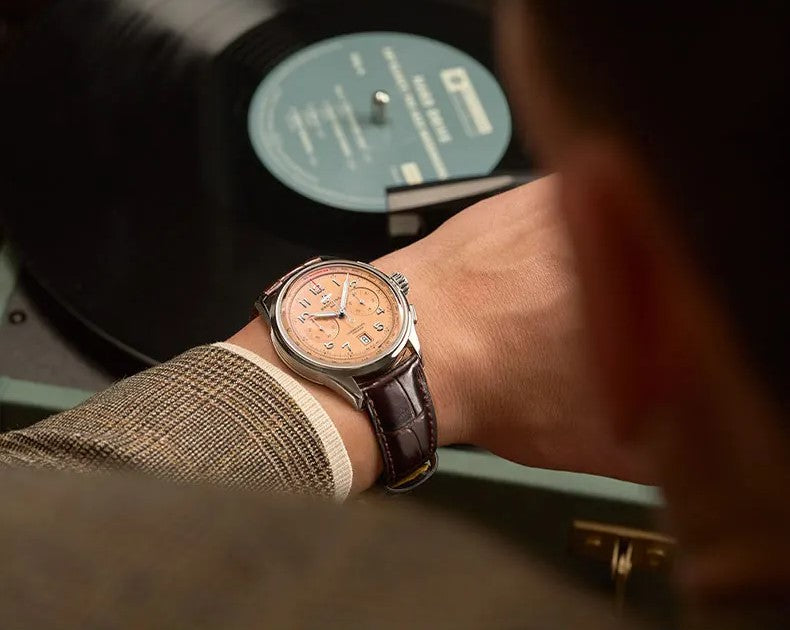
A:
[0,343,353,499]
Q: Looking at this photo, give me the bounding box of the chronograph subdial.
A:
[299,315,340,344]
[346,287,380,317]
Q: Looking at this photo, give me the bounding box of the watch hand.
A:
[340,273,350,313]
[309,312,338,319]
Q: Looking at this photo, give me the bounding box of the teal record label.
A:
[248,32,512,212]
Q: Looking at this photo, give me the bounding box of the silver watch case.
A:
[257,258,420,409]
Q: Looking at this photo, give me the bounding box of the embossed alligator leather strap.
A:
[356,353,438,492]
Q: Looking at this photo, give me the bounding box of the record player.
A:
[0,2,674,619]
[0,0,529,363]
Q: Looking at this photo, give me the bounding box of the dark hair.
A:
[527,1,789,407]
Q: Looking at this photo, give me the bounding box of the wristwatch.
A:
[254,257,438,492]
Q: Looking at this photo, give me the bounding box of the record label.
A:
[248,31,512,212]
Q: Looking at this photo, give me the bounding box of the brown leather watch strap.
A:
[356,353,438,493]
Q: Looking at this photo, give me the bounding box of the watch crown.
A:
[390,272,409,296]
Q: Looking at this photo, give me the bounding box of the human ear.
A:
[559,139,682,442]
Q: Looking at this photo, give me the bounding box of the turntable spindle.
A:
[371,90,391,124]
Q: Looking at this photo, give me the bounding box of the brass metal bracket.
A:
[570,520,676,614]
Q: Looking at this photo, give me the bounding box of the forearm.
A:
[0,345,353,499]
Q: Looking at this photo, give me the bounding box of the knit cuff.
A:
[213,342,353,501]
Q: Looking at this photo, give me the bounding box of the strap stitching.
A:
[366,398,395,481]
[415,364,437,453]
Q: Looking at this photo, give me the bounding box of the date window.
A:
[358,333,372,345]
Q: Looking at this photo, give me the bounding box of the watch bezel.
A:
[271,259,412,379]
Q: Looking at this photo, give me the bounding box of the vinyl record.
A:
[0,0,529,363]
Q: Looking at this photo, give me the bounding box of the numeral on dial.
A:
[297,312,309,324]
[298,298,311,308]
[373,322,385,331]
[376,307,385,315]
[341,342,352,352]
[332,278,342,287]
[309,284,324,296]
[324,342,334,349]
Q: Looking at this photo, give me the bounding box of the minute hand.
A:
[339,273,350,313]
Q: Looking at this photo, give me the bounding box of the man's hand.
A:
[375,176,648,482]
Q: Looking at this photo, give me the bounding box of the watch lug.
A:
[263,292,277,322]
[407,309,421,357]
[328,376,365,409]
[254,293,275,324]
[407,333,421,358]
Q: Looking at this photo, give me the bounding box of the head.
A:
[493,1,790,600]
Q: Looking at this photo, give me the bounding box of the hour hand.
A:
[309,312,338,319]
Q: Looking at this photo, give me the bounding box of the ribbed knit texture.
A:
[0,345,339,497]
[214,342,352,499]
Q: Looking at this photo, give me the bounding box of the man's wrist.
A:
[372,248,482,449]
